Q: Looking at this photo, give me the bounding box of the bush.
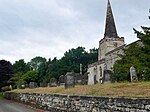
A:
[0,93,4,99]
[22,70,39,83]
[112,73,130,82]
[1,86,11,92]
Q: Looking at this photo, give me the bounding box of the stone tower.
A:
[87,0,125,85]
[98,0,124,60]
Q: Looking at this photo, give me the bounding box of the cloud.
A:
[0,0,149,63]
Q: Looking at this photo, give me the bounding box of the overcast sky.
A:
[0,0,149,63]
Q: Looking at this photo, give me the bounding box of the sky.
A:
[0,0,149,63]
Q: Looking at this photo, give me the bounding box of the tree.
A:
[28,56,47,82]
[113,42,143,81]
[28,56,46,71]
[113,11,150,81]
[13,59,29,75]
[21,71,39,83]
[0,60,13,91]
[45,47,98,81]
[133,27,150,80]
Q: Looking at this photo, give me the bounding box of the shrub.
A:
[1,86,11,92]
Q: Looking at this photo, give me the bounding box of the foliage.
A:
[0,93,4,99]
[113,13,150,81]
[28,56,46,71]
[21,71,39,83]
[28,56,47,82]
[1,86,11,92]
[8,74,21,89]
[0,60,13,91]
[13,59,29,75]
[11,47,97,83]
[45,47,98,81]
[113,43,144,81]
[15,78,26,89]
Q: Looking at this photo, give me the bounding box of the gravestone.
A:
[9,85,13,90]
[75,73,82,85]
[29,82,38,89]
[47,83,50,87]
[59,75,65,86]
[21,84,25,89]
[65,72,75,89]
[130,66,138,82]
[82,72,88,85]
[39,82,47,87]
[103,70,112,84]
[88,72,95,85]
[50,78,57,87]
[17,83,25,89]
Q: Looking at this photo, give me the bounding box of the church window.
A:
[99,67,102,77]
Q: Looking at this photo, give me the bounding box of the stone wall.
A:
[5,92,150,112]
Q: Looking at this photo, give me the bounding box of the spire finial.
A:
[104,0,118,38]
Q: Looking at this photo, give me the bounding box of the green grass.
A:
[11,82,150,98]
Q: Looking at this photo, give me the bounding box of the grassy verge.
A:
[11,82,150,98]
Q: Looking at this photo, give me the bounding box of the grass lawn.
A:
[11,82,150,98]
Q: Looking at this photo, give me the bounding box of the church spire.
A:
[104,0,118,38]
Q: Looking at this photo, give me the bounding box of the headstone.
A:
[65,72,75,89]
[29,82,38,89]
[17,83,25,89]
[130,66,138,82]
[75,73,82,85]
[103,70,112,84]
[80,64,82,75]
[59,75,65,86]
[88,72,95,85]
[47,83,50,87]
[21,84,25,89]
[50,78,57,87]
[39,82,47,87]
[82,72,88,85]
[9,85,12,90]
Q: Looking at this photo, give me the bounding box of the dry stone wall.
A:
[5,92,150,112]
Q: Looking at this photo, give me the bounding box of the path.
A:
[0,99,44,112]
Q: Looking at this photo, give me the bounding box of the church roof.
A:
[104,0,118,38]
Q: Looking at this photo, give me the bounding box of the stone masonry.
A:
[5,92,150,112]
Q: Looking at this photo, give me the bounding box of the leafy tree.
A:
[28,56,47,82]
[29,56,46,70]
[46,57,64,80]
[13,59,29,75]
[21,71,39,83]
[62,47,98,73]
[0,60,13,91]
[113,43,143,81]
[45,47,98,80]
[133,28,150,80]
[113,11,150,81]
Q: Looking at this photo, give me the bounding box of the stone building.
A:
[88,0,126,85]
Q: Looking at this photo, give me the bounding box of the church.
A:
[87,0,126,85]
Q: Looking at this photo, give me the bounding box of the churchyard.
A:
[11,82,150,98]
[9,70,150,98]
